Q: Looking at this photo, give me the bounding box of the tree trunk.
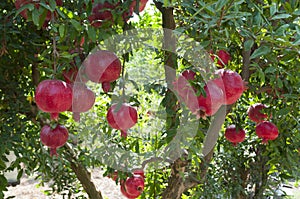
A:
[64,143,103,199]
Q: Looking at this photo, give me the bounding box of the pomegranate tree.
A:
[247,103,269,123]
[121,175,145,198]
[70,84,96,122]
[255,121,279,144]
[225,125,246,146]
[40,124,69,156]
[83,50,121,93]
[35,79,73,120]
[214,69,247,105]
[106,103,138,138]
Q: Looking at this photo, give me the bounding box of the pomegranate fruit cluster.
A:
[224,103,279,146]
[173,69,247,118]
[247,103,279,144]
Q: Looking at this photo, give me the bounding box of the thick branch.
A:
[64,143,103,199]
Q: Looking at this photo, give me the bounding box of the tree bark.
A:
[64,143,103,199]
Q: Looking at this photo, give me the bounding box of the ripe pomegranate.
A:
[106,103,138,138]
[35,80,73,120]
[40,124,69,156]
[133,169,145,178]
[88,2,116,28]
[129,0,148,13]
[197,79,225,118]
[121,175,145,198]
[83,50,121,92]
[172,70,199,115]
[70,84,96,122]
[214,69,247,105]
[225,125,246,146]
[217,50,231,67]
[63,67,88,84]
[101,82,111,93]
[255,121,279,144]
[247,103,269,123]
[15,0,62,21]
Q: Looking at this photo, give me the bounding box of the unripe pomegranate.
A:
[225,125,246,146]
[217,50,231,67]
[121,175,145,198]
[70,84,96,122]
[214,69,247,105]
[106,103,138,138]
[197,79,225,118]
[247,103,269,123]
[255,121,279,144]
[35,80,73,120]
[83,50,121,92]
[40,124,69,156]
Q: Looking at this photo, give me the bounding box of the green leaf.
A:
[270,3,277,16]
[244,39,254,51]
[14,4,34,18]
[250,45,271,59]
[59,24,66,38]
[265,66,276,74]
[87,26,97,42]
[31,9,40,26]
[70,19,82,32]
[49,0,57,11]
[272,14,291,20]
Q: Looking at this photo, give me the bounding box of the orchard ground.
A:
[4,168,300,199]
[4,168,126,199]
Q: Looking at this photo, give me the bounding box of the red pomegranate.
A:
[255,121,279,144]
[129,0,148,13]
[172,70,199,115]
[121,183,138,199]
[15,0,62,20]
[88,1,116,28]
[63,66,88,84]
[225,125,246,146]
[217,50,231,67]
[106,103,138,138]
[214,69,247,105]
[197,79,225,118]
[70,84,96,122]
[35,80,73,120]
[40,124,69,156]
[247,103,269,123]
[133,169,145,179]
[121,175,144,198]
[83,50,121,90]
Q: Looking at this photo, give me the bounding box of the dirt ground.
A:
[4,168,300,199]
[4,168,126,199]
